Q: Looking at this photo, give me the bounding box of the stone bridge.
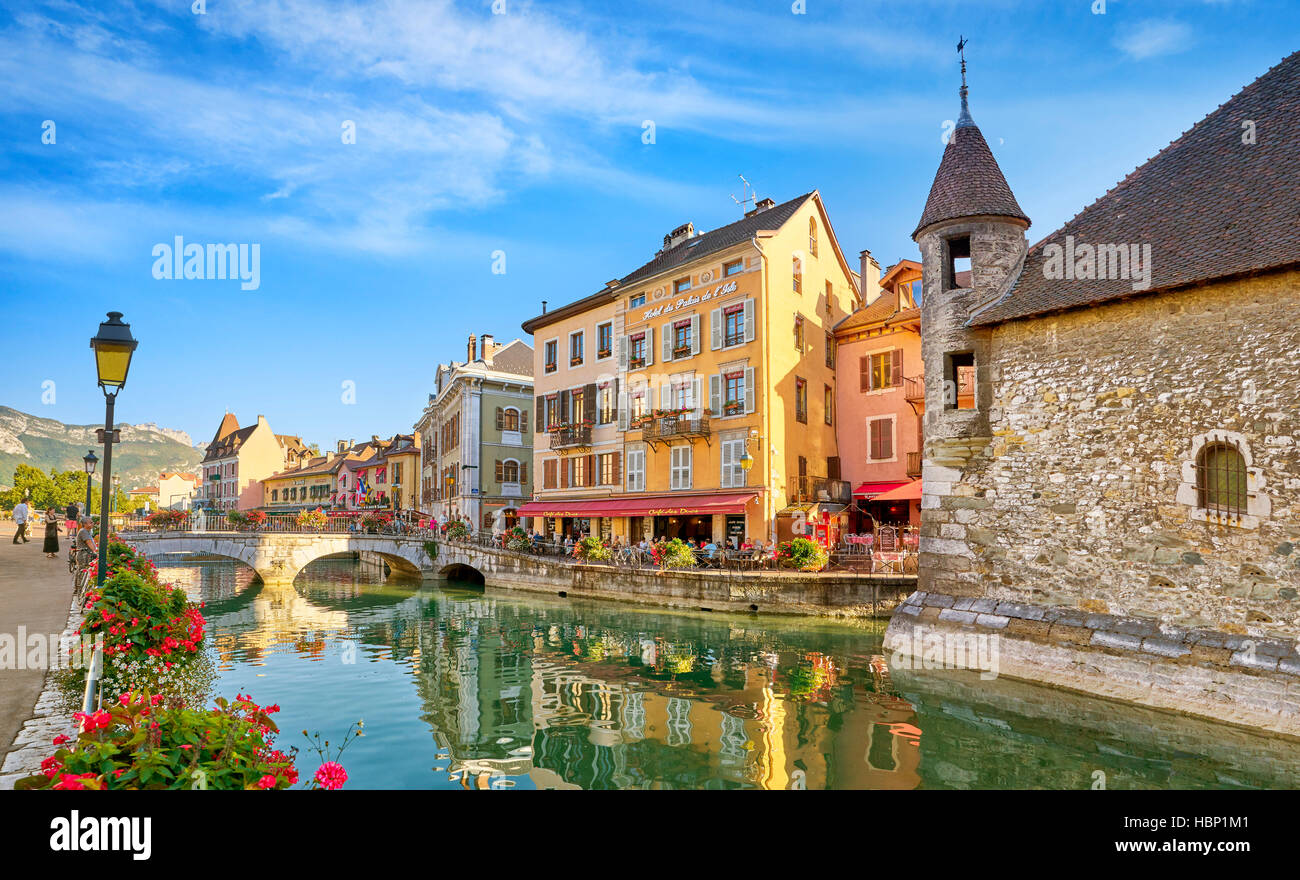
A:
[121,530,916,617]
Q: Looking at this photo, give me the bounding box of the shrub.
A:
[296,508,328,531]
[776,537,829,572]
[245,510,267,528]
[650,538,697,570]
[226,510,249,528]
[423,540,438,561]
[573,535,612,562]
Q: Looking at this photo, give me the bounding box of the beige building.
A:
[200,413,309,511]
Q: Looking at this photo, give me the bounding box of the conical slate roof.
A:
[913,109,1029,238]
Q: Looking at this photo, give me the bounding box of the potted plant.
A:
[650,538,697,570]
[775,537,829,572]
[572,535,612,563]
[445,520,470,541]
[296,508,328,531]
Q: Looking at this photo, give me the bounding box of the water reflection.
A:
[153,556,1300,790]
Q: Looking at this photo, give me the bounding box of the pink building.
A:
[834,259,925,528]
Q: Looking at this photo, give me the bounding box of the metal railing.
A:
[904,375,925,403]
[548,423,592,449]
[789,476,852,505]
[641,415,710,442]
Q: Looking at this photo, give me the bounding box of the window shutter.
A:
[743,298,755,342]
[691,378,703,419]
[560,459,569,488]
[520,409,528,433]
[559,389,570,425]
[519,462,527,484]
[618,335,628,371]
[586,454,596,487]
[612,452,621,485]
[535,396,544,432]
[720,441,732,488]
[690,314,701,355]
[495,407,504,430]
[828,456,841,480]
[710,308,722,349]
[645,327,655,366]
[860,356,871,392]
[891,348,903,386]
[710,374,721,415]
[744,366,755,414]
[544,459,556,489]
[584,383,597,424]
[495,459,503,482]
[618,391,629,431]
[660,381,670,414]
[662,325,673,362]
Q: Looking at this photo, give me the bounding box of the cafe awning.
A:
[871,479,922,502]
[853,480,910,498]
[517,492,757,518]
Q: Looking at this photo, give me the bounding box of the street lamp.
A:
[82,449,97,516]
[90,311,138,589]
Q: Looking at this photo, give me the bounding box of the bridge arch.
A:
[439,563,486,586]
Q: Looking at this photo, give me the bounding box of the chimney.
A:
[337,439,347,453]
[257,414,269,428]
[325,450,335,462]
[481,334,497,364]
[745,197,776,217]
[467,333,477,363]
[541,300,547,314]
[661,222,695,253]
[859,249,882,304]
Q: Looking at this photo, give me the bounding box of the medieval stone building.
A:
[886,50,1300,734]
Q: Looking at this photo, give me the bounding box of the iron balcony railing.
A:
[549,423,592,449]
[789,476,852,505]
[641,415,710,442]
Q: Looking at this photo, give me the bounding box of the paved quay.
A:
[0,519,81,786]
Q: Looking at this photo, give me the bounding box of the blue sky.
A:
[1,0,1293,449]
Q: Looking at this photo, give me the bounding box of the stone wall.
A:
[920,269,1300,637]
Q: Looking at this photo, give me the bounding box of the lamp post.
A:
[90,312,138,589]
[82,450,97,517]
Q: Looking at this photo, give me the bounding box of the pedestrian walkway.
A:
[0,520,77,769]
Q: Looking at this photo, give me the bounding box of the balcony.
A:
[641,415,710,449]
[904,375,925,405]
[906,451,922,478]
[789,476,852,505]
[549,423,592,451]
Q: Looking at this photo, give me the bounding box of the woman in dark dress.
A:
[42,508,60,558]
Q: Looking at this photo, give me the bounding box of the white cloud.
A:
[1114,19,1194,60]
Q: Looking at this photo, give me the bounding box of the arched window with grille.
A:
[1196,441,1248,516]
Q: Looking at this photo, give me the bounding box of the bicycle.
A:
[72,551,95,607]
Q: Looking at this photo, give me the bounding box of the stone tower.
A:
[912,51,1030,595]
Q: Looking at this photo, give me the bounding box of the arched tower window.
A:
[808,217,818,257]
[1196,441,1248,516]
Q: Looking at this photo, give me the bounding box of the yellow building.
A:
[521,192,861,545]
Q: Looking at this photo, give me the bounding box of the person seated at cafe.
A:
[703,539,718,559]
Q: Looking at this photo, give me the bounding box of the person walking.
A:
[65,500,79,540]
[12,499,30,544]
[42,508,61,558]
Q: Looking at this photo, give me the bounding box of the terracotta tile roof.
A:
[834,291,922,335]
[914,121,1028,237]
[974,50,1300,326]
[202,424,257,462]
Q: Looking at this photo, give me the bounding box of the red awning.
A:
[871,479,922,502]
[517,493,757,518]
[853,480,910,498]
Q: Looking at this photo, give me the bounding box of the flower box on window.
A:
[629,356,646,370]
[723,400,743,415]
[597,347,612,359]
[672,344,691,358]
[570,356,583,366]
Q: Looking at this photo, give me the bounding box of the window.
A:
[724,305,744,347]
[1196,442,1248,516]
[809,216,818,256]
[626,447,645,491]
[598,453,617,486]
[861,349,903,392]
[723,372,744,416]
[825,332,835,368]
[793,256,802,294]
[673,320,692,357]
[543,395,558,429]
[571,455,587,487]
[569,387,585,424]
[630,293,646,308]
[630,386,648,421]
[795,377,807,423]
[824,385,833,425]
[597,322,613,359]
[674,276,692,294]
[868,417,894,460]
[794,315,804,351]
[499,459,520,482]
[945,235,971,290]
[570,331,584,367]
[598,384,615,424]
[723,259,743,277]
[944,351,976,410]
[629,332,647,369]
[544,340,557,373]
[498,407,521,432]
[720,438,746,488]
[271,489,278,502]
[670,446,692,490]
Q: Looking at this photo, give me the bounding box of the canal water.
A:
[156,556,1300,790]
